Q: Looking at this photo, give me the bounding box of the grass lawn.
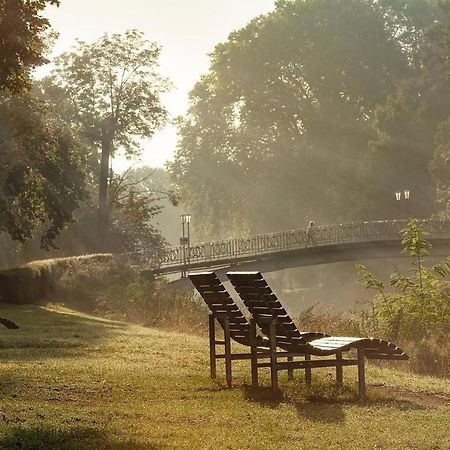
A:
[0,303,449,449]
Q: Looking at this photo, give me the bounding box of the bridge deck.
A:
[150,220,450,275]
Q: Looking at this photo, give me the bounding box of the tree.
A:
[170,0,439,240]
[0,92,87,248]
[431,117,450,216]
[0,0,59,93]
[49,30,171,247]
[370,6,450,219]
[427,11,450,217]
[106,169,167,256]
[120,167,181,245]
[0,0,88,252]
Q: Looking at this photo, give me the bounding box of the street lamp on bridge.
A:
[180,213,191,277]
[395,190,410,218]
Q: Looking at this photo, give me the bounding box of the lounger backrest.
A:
[227,271,309,349]
[188,271,252,346]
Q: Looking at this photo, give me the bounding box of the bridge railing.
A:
[157,219,450,269]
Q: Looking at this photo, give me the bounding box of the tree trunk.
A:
[97,120,114,250]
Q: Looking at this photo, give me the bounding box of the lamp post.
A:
[395,190,411,219]
[180,213,191,277]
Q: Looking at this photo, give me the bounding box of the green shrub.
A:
[0,254,208,333]
[357,219,450,376]
[0,254,115,304]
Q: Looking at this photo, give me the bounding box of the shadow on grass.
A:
[0,303,129,362]
[293,403,346,423]
[243,385,284,408]
[292,395,426,423]
[0,425,158,450]
[243,381,427,424]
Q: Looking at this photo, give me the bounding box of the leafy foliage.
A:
[54,259,207,331]
[0,0,59,93]
[372,6,450,218]
[358,220,450,374]
[50,30,170,155]
[48,30,171,248]
[170,0,442,239]
[0,92,87,248]
[107,172,167,255]
[0,1,90,251]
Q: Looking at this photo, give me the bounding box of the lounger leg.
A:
[269,319,278,392]
[249,318,258,389]
[305,354,311,384]
[336,351,343,386]
[224,318,232,388]
[208,314,217,379]
[287,356,294,380]
[357,348,366,402]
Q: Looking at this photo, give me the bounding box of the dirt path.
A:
[370,383,450,407]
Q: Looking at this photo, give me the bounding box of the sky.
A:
[39,0,276,171]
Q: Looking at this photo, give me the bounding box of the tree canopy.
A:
[0,0,88,249]
[49,30,171,246]
[0,0,59,93]
[0,92,86,248]
[170,0,444,239]
[370,5,450,218]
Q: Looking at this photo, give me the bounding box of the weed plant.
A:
[295,221,450,377]
[357,219,450,376]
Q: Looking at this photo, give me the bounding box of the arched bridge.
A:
[152,220,450,276]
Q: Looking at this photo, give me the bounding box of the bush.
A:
[0,254,115,305]
[0,254,208,333]
[56,260,207,333]
[358,219,450,376]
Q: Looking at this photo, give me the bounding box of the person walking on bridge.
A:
[306,220,317,245]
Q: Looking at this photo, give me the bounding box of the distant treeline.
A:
[1,0,450,264]
[170,0,450,240]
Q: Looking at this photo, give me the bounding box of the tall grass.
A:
[54,259,208,333]
[296,302,450,377]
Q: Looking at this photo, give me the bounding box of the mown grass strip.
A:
[1,303,449,449]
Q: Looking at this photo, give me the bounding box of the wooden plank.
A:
[305,354,311,384]
[287,355,294,380]
[212,309,244,319]
[202,292,235,304]
[257,359,359,370]
[210,305,242,314]
[250,318,258,388]
[358,348,366,402]
[336,351,343,386]
[208,314,216,379]
[224,318,232,388]
[189,275,222,287]
[269,319,278,392]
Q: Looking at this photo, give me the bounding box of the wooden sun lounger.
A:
[188,271,271,387]
[227,271,408,400]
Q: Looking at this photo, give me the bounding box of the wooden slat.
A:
[201,292,235,304]
[189,272,222,286]
[227,271,409,364]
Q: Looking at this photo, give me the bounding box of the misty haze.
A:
[0,1,449,448]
